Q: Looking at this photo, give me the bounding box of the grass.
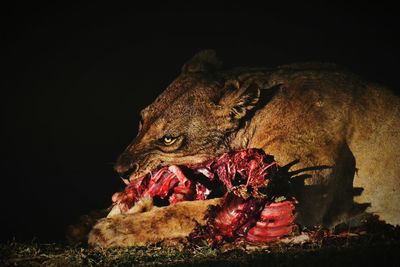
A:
[1,219,399,266]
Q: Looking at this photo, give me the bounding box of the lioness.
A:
[88,50,400,247]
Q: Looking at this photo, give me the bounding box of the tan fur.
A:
[89,51,400,247]
[88,198,221,247]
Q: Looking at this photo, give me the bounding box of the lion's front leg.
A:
[88,198,221,248]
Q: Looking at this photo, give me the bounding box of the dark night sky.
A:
[1,3,399,242]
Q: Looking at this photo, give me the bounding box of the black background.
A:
[1,2,399,242]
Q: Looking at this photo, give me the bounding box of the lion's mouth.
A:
[110,149,296,244]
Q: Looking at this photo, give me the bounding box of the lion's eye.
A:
[162,135,177,145]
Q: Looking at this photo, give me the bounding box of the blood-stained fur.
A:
[87,50,400,247]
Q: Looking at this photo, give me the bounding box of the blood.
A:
[246,201,296,242]
[111,149,296,244]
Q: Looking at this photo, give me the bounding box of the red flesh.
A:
[246,201,296,242]
[111,149,296,244]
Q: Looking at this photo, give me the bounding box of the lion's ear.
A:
[181,50,222,74]
[218,80,261,120]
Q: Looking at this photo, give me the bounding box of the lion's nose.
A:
[115,162,140,180]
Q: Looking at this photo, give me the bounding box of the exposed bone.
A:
[109,149,296,245]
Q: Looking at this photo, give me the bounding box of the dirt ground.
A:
[1,219,399,267]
